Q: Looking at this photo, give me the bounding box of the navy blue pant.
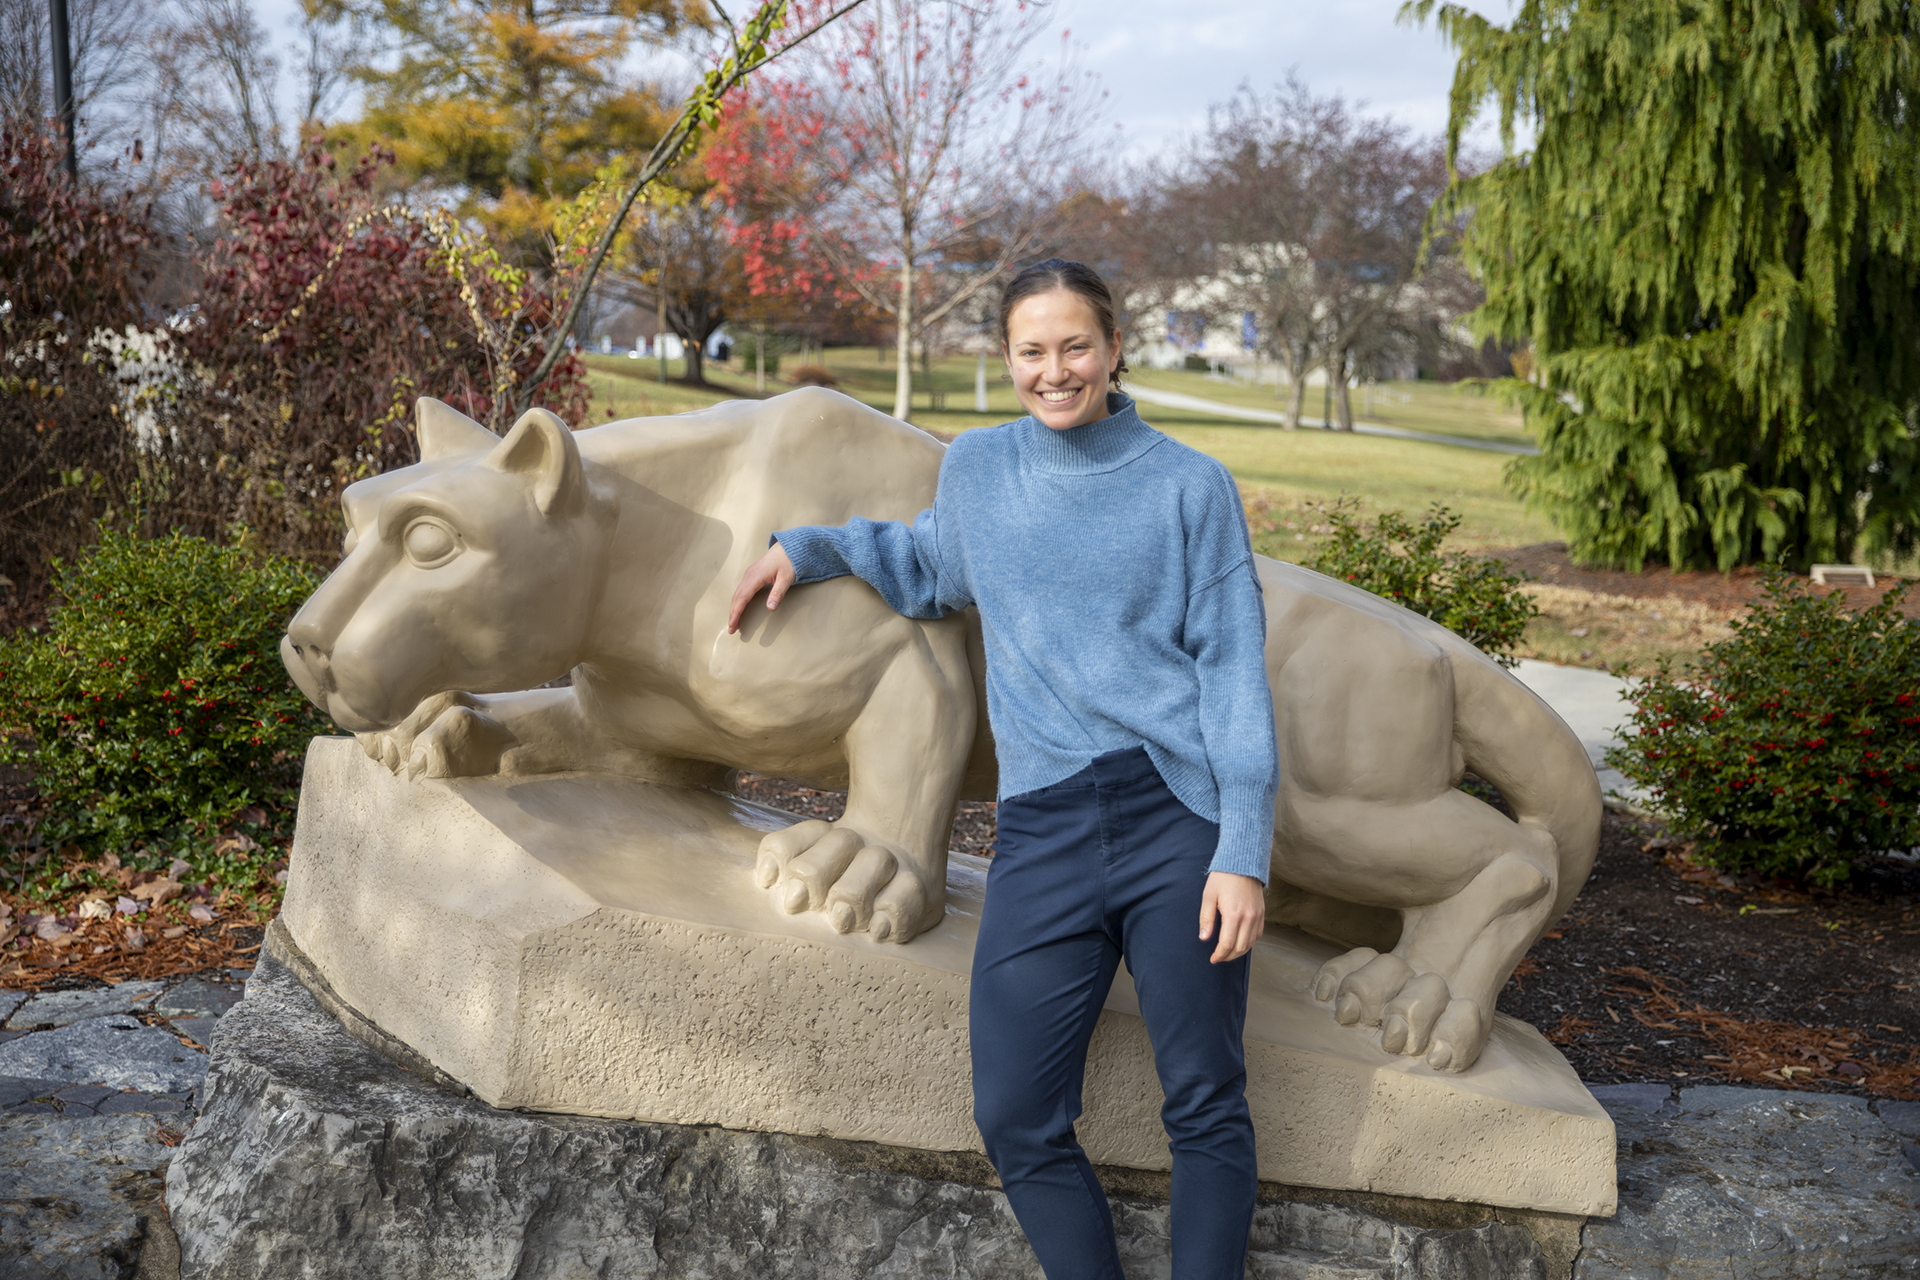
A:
[971,746,1256,1280]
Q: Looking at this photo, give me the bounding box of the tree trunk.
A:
[684,335,704,384]
[1283,342,1308,429]
[975,344,988,412]
[892,253,915,420]
[1334,349,1354,431]
[655,265,668,385]
[755,324,766,392]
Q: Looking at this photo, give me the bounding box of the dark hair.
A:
[996,258,1129,387]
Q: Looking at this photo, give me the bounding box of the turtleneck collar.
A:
[1015,392,1164,476]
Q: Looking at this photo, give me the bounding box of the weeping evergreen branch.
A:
[1406,0,1920,570]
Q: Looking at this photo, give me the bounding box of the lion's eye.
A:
[403,518,460,568]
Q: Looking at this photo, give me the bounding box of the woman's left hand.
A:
[1199,872,1266,964]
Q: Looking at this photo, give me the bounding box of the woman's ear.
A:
[1109,332,1123,374]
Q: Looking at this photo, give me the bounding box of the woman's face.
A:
[1003,288,1122,432]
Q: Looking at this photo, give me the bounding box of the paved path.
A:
[1126,383,1542,455]
[1512,658,1648,808]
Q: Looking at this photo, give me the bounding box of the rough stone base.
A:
[1577,1084,1920,1278]
[166,948,1582,1280]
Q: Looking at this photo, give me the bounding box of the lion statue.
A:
[279,388,1600,1072]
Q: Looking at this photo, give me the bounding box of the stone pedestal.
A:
[278,737,1615,1217]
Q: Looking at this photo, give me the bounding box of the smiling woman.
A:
[733,257,1278,1280]
[996,258,1128,431]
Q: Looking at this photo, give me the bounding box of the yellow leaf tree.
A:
[339,0,699,254]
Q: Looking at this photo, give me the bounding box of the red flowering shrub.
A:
[1609,571,1920,887]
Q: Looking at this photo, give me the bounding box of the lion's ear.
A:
[486,409,583,515]
[416,397,499,460]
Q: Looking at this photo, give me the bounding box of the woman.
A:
[728,259,1276,1279]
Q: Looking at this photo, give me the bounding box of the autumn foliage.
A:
[174,142,589,555]
[0,130,589,577]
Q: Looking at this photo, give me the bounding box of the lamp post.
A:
[48,0,78,181]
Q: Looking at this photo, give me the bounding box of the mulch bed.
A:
[735,772,999,858]
[1491,542,1920,618]
[1500,809,1920,1100]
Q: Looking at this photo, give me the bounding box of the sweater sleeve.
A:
[1184,474,1280,883]
[772,506,970,621]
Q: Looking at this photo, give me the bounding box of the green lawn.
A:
[1123,367,1536,448]
[578,349,1558,557]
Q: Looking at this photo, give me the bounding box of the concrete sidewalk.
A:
[1511,658,1649,809]
[1126,383,1542,455]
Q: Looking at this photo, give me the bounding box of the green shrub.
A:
[1306,503,1536,667]
[0,526,331,859]
[1606,572,1920,887]
[736,331,781,376]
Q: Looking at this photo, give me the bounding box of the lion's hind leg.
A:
[1297,786,1560,1073]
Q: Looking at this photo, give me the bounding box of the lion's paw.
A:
[755,820,939,944]
[1311,948,1491,1072]
[357,692,517,780]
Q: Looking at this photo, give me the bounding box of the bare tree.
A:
[147,0,289,166]
[610,185,746,385]
[0,0,48,127]
[2,0,154,160]
[1151,78,1450,429]
[773,0,1100,420]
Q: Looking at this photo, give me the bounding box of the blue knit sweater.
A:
[774,394,1278,882]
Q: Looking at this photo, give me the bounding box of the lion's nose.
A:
[281,633,335,708]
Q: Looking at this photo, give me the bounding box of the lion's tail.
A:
[1447,649,1605,916]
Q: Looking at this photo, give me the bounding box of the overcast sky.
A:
[253,0,1499,161]
[1064,0,1473,157]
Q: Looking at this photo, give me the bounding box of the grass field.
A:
[580,349,1559,558]
[1122,367,1536,448]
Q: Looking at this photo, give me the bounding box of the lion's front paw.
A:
[1311,948,1492,1072]
[357,692,518,780]
[754,819,941,944]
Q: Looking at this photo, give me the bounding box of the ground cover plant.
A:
[1608,574,1920,888]
[0,526,326,890]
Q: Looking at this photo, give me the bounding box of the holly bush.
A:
[0,526,331,859]
[1307,503,1536,667]
[1607,572,1920,887]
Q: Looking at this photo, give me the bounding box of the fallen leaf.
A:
[78,899,113,921]
[189,905,215,923]
[162,926,189,940]
[130,879,183,906]
[115,896,140,916]
[167,858,192,880]
[1675,895,1703,905]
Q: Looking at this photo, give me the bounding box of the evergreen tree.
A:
[1412,0,1920,569]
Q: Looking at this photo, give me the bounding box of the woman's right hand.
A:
[728,542,798,634]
